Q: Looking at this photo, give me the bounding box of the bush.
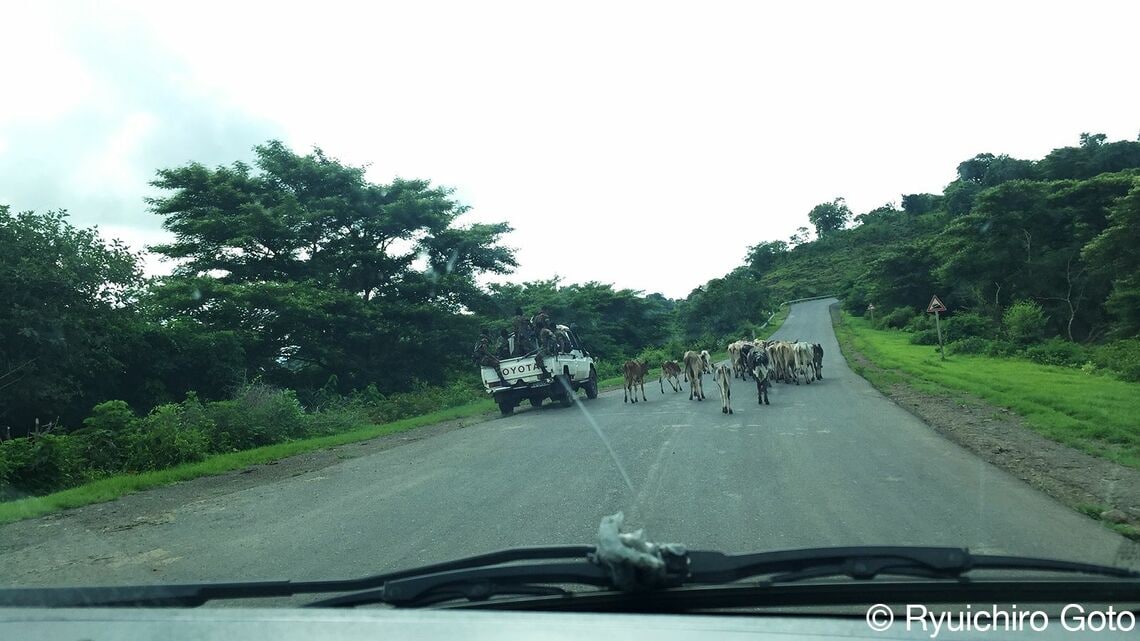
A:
[909,329,940,345]
[305,405,370,436]
[82,400,137,433]
[878,307,917,330]
[1003,300,1047,345]
[904,313,934,333]
[127,403,211,471]
[947,336,990,355]
[0,434,84,497]
[944,311,995,341]
[692,334,721,353]
[349,379,484,425]
[73,428,134,478]
[983,340,1021,357]
[842,286,871,317]
[1090,338,1140,382]
[205,384,309,451]
[1025,338,1089,368]
[73,400,140,477]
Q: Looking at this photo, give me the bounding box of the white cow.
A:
[713,363,733,414]
[700,350,713,374]
[793,341,815,385]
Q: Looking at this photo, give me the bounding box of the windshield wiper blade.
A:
[307,561,611,607]
[3,544,1136,609]
[267,546,1140,608]
[0,545,593,608]
[685,546,1140,586]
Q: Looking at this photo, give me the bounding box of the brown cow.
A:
[683,351,705,401]
[659,360,682,393]
[623,359,650,403]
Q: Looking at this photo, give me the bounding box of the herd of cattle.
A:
[621,339,824,415]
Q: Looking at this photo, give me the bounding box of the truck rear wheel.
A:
[552,375,574,407]
[498,398,515,415]
[584,368,599,399]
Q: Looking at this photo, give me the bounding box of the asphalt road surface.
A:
[2,299,1135,590]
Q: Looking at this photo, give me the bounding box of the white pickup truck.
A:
[479,324,598,415]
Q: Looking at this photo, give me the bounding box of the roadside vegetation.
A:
[836,313,1140,470]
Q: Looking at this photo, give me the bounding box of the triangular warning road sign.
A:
[927,295,947,313]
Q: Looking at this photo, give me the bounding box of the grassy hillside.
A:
[836,315,1140,470]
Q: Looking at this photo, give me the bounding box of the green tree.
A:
[1083,179,1140,337]
[678,270,772,342]
[471,279,673,360]
[744,240,788,276]
[901,193,941,215]
[0,207,143,435]
[943,179,982,216]
[146,141,516,394]
[807,198,851,237]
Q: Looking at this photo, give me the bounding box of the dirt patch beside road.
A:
[833,311,1140,540]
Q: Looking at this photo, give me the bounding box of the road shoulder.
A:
[0,414,492,557]
[831,305,1140,539]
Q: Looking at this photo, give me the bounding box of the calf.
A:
[682,350,705,401]
[747,348,771,405]
[623,359,650,403]
[659,360,682,393]
[726,341,742,378]
[812,343,824,380]
[713,363,733,414]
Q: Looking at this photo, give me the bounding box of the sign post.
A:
[927,295,947,361]
[867,303,875,326]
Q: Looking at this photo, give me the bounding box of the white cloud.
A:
[2,0,1138,299]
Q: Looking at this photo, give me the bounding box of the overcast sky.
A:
[3,1,1138,299]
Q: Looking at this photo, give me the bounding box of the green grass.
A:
[0,400,495,525]
[836,315,1140,470]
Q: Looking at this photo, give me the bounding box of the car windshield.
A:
[2,0,1140,616]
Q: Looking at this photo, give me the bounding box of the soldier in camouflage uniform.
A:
[531,308,551,335]
[473,328,509,385]
[511,307,533,356]
[495,328,512,359]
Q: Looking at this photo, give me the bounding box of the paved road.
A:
[2,299,1135,589]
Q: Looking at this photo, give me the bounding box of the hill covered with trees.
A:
[712,132,1140,380]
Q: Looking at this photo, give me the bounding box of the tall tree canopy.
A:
[147,141,516,393]
[0,207,143,434]
[807,198,851,237]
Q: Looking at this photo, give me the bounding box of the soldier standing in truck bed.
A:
[531,308,551,335]
[511,307,533,356]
